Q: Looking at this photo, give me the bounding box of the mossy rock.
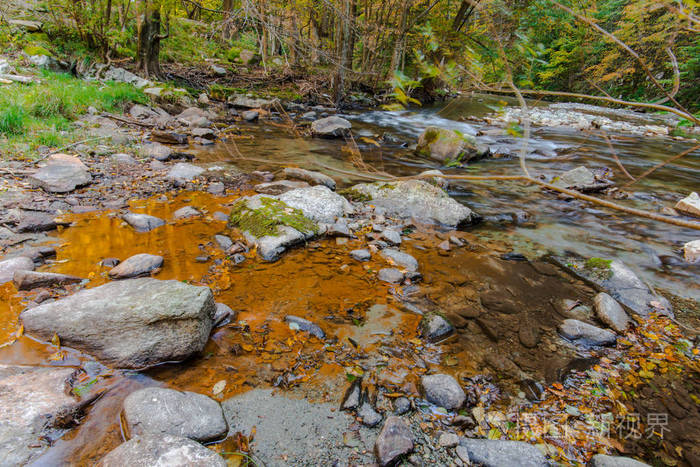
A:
[415,126,482,164]
[229,196,318,238]
[24,45,51,57]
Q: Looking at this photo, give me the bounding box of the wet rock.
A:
[518,319,541,348]
[15,211,69,233]
[255,180,310,195]
[350,180,478,228]
[683,239,700,263]
[214,234,233,251]
[553,256,672,317]
[520,379,545,401]
[140,142,173,161]
[301,111,316,120]
[108,253,163,279]
[416,126,483,163]
[421,374,465,410]
[559,319,616,346]
[590,454,650,467]
[380,249,418,272]
[229,95,279,109]
[21,278,215,368]
[351,249,371,262]
[593,292,630,333]
[458,439,548,467]
[173,206,201,220]
[151,130,187,145]
[439,432,459,448]
[675,192,700,218]
[123,387,228,442]
[241,110,259,122]
[378,268,404,284]
[553,299,593,321]
[0,365,86,464]
[101,257,120,268]
[394,397,411,415]
[552,166,612,192]
[166,163,205,183]
[0,256,34,283]
[375,416,413,467]
[359,402,382,427]
[421,314,454,342]
[341,380,362,410]
[98,433,226,467]
[13,270,82,290]
[28,154,92,193]
[381,229,402,245]
[311,116,352,138]
[328,219,352,237]
[284,315,325,339]
[213,303,236,327]
[283,167,336,190]
[122,213,166,232]
[279,185,354,223]
[190,127,215,140]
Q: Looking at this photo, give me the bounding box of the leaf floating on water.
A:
[213,379,227,396]
[16,324,23,338]
[360,137,380,147]
[51,333,60,348]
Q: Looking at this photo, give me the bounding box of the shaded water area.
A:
[1,94,699,464]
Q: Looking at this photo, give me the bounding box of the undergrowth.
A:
[0,71,145,158]
[229,197,318,237]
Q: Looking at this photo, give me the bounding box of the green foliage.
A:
[0,105,26,135]
[229,197,319,238]
[585,257,613,270]
[24,45,51,56]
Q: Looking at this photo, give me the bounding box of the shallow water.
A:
[1,95,698,463]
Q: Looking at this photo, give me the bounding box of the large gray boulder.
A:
[279,185,353,223]
[0,256,34,284]
[0,365,86,465]
[28,154,92,193]
[311,116,352,138]
[98,434,226,467]
[458,438,548,467]
[416,126,483,163]
[421,374,465,410]
[20,278,215,368]
[123,387,228,442]
[350,180,478,228]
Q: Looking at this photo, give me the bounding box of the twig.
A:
[36,136,110,162]
[599,132,636,181]
[100,112,155,128]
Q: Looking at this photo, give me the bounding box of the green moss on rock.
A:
[229,197,318,237]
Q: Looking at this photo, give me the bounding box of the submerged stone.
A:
[122,213,166,232]
[416,126,483,163]
[284,315,325,339]
[108,253,163,279]
[311,116,352,138]
[283,167,336,190]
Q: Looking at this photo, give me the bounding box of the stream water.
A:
[1,94,698,464]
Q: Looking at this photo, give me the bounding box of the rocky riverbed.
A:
[0,91,699,467]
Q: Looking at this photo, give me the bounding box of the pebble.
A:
[350,249,371,262]
[359,402,382,427]
[421,374,466,410]
[381,229,402,245]
[593,292,630,333]
[108,253,163,279]
[394,397,411,415]
[438,432,459,448]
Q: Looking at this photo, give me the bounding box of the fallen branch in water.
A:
[623,144,700,188]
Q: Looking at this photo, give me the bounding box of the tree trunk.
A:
[136,5,165,78]
[390,0,409,76]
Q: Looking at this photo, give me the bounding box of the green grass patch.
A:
[229,197,319,237]
[0,71,146,158]
[585,257,612,270]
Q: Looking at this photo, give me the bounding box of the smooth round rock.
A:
[123,387,228,442]
[108,254,163,279]
[421,374,466,410]
[98,433,226,467]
